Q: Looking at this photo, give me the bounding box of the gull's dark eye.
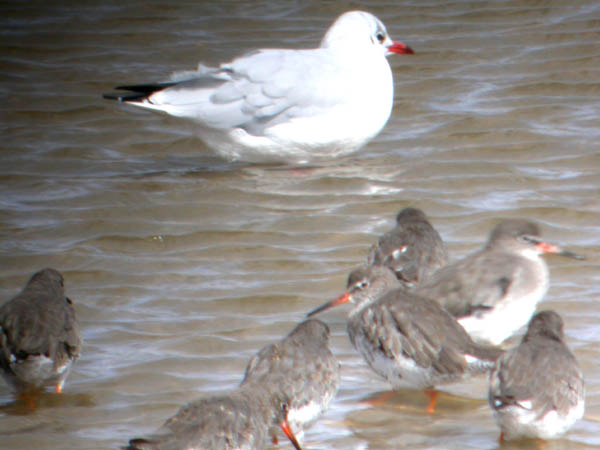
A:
[376,32,385,43]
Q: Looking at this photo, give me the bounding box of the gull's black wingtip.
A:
[102,82,175,102]
[122,438,157,450]
[102,91,146,102]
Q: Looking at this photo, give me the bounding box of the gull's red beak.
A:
[387,41,414,55]
[307,292,351,317]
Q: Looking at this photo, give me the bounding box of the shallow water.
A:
[1,0,599,448]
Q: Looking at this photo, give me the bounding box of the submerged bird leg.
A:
[362,391,396,407]
[17,392,37,411]
[498,432,504,444]
[424,389,439,414]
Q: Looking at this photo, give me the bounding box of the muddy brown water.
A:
[1,1,599,448]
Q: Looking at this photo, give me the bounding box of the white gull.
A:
[104,11,413,163]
